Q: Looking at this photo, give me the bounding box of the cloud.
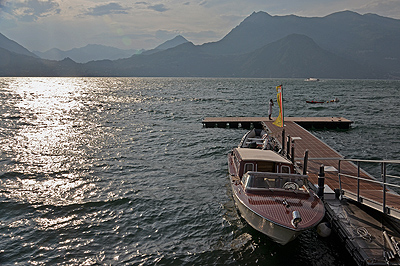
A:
[85,2,131,17]
[148,4,168,12]
[355,0,400,18]
[2,0,60,22]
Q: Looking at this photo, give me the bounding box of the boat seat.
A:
[252,176,270,189]
[246,141,263,148]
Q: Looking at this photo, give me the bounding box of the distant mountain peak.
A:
[60,57,76,64]
[243,11,272,23]
[324,10,363,19]
[174,35,187,41]
[154,35,189,50]
[249,11,271,17]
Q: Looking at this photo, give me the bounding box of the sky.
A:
[1,0,400,52]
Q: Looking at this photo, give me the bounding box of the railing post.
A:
[286,135,291,160]
[357,161,361,202]
[317,165,325,199]
[281,129,285,155]
[382,162,387,214]
[303,150,309,175]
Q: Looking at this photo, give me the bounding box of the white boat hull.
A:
[233,188,302,245]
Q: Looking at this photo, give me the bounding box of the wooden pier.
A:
[205,116,400,266]
[202,116,353,129]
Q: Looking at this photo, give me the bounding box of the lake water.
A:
[1,77,399,265]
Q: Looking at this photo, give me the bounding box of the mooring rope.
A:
[338,206,372,242]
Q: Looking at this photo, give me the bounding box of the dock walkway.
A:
[263,120,400,219]
[264,121,400,219]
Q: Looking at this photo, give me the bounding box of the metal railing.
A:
[337,158,400,215]
[297,154,400,217]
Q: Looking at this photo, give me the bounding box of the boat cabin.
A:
[230,148,294,178]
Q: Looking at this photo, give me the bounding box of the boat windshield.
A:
[243,172,305,190]
[247,175,270,188]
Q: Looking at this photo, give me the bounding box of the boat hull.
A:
[231,182,303,245]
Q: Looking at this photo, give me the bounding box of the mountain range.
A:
[1,11,399,79]
[33,44,141,63]
[31,35,190,63]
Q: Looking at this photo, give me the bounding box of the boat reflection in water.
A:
[228,129,325,245]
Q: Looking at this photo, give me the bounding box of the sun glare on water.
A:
[1,78,100,206]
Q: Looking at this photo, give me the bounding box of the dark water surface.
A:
[1,77,399,265]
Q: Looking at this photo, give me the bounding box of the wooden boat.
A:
[228,135,325,245]
[238,128,280,151]
[238,128,267,149]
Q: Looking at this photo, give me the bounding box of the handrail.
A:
[294,157,343,161]
[340,158,400,164]
[387,174,400,179]
[298,152,400,216]
[338,173,400,190]
[336,158,400,215]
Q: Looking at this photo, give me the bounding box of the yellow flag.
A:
[273,85,284,127]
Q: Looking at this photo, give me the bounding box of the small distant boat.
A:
[329,97,339,103]
[306,98,339,104]
[306,100,325,104]
[304,78,320,82]
[228,130,325,245]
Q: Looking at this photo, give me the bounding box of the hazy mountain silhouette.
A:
[0,33,38,58]
[200,11,400,77]
[84,42,230,77]
[141,35,189,55]
[33,36,189,62]
[0,47,83,76]
[33,44,140,63]
[236,34,374,78]
[0,11,399,78]
[82,34,374,78]
[155,35,189,50]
